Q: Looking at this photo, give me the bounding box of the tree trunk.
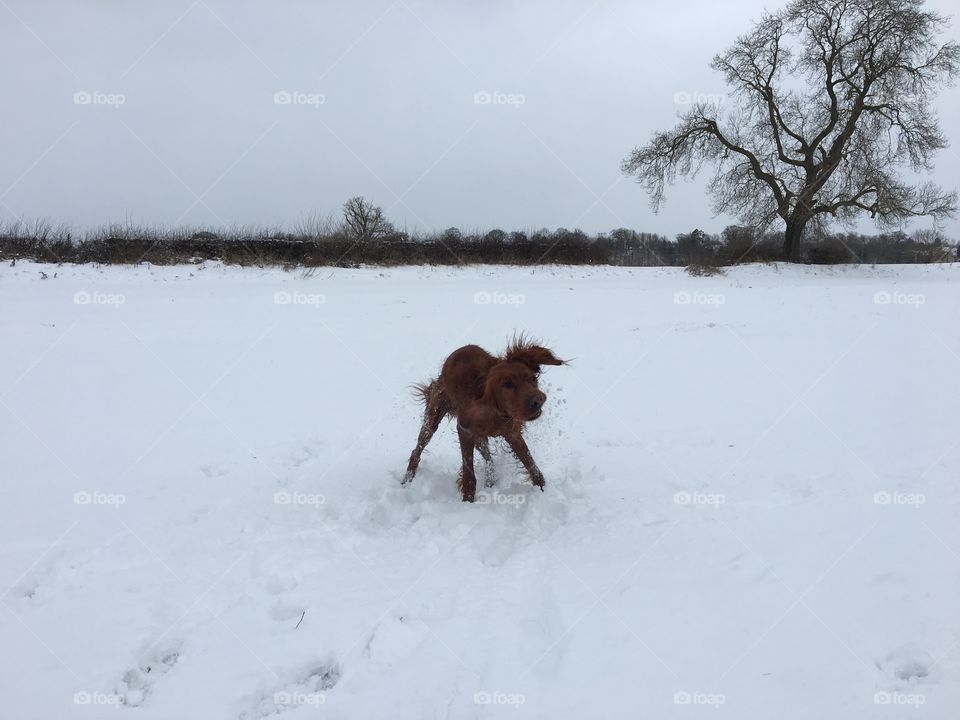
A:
[783,215,808,262]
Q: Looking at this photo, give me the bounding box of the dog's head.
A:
[481,341,564,424]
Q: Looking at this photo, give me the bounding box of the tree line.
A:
[1,201,953,268]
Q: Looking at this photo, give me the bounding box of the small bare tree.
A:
[341,196,393,243]
[622,0,959,260]
[292,210,337,238]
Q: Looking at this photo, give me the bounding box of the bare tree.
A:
[622,0,959,260]
[341,196,393,243]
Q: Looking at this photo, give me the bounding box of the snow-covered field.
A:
[1,260,958,719]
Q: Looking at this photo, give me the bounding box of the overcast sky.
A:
[2,0,958,238]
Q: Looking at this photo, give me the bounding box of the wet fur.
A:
[403,337,564,502]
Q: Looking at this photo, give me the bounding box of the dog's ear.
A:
[459,401,500,435]
[506,342,564,373]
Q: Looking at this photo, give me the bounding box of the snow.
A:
[1,260,958,719]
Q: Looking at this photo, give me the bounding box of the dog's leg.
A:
[504,433,546,491]
[477,437,496,488]
[403,383,447,485]
[456,425,477,502]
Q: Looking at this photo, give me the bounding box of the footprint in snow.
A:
[199,463,233,479]
[270,600,306,625]
[363,614,428,668]
[875,644,936,688]
[239,662,339,719]
[117,641,182,707]
[281,437,324,472]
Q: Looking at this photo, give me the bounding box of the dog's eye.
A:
[503,380,514,389]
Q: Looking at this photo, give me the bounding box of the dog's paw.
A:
[529,469,546,489]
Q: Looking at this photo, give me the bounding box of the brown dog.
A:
[403,337,564,502]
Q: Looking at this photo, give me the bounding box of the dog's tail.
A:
[410,380,436,405]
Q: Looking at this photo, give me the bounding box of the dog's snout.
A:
[528,393,546,411]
